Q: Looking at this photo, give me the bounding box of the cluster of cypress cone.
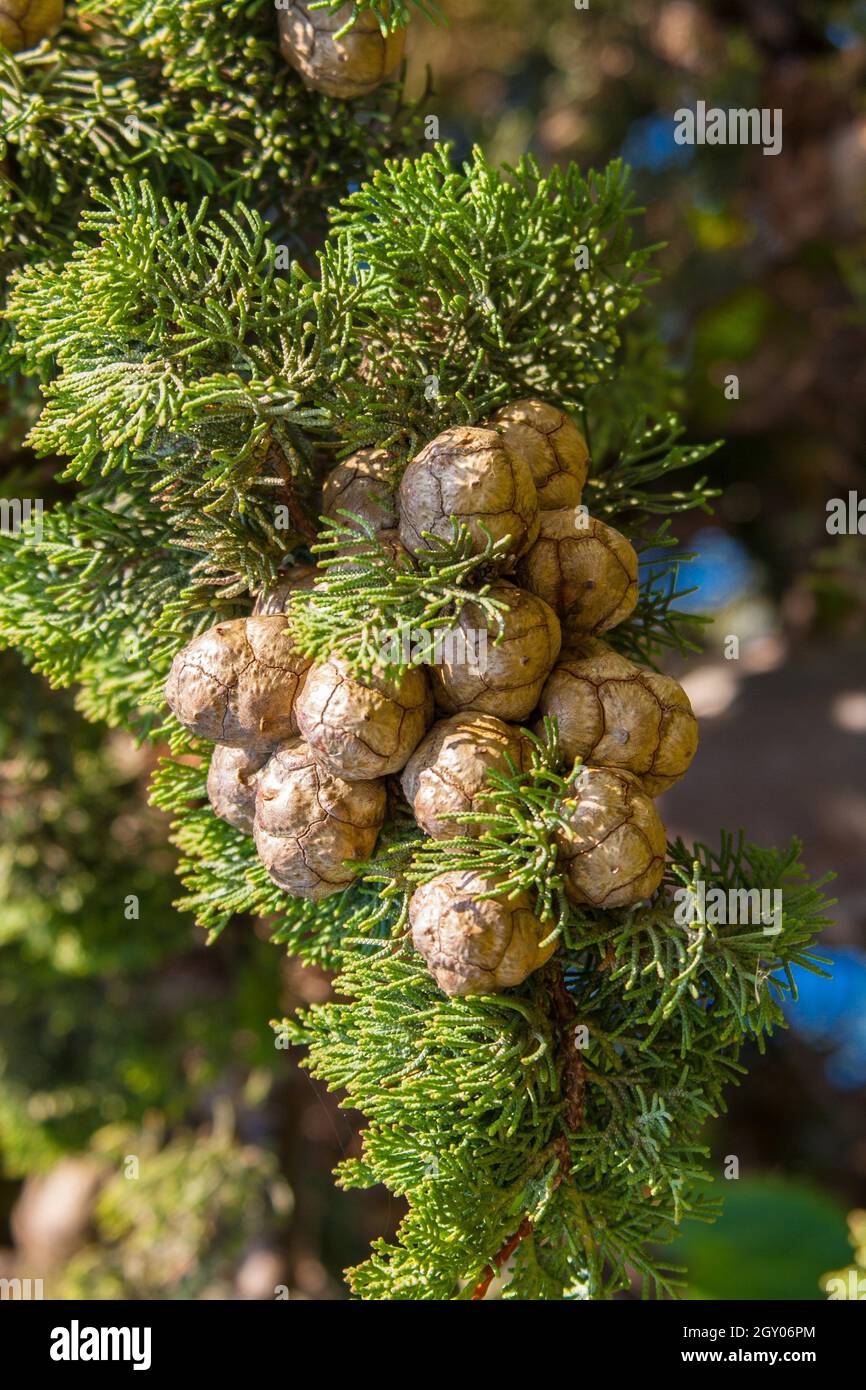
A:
[165,400,699,997]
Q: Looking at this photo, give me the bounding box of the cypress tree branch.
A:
[470,1218,534,1301]
[546,963,587,1132]
[0,29,835,1295]
[285,832,831,1298]
[291,517,513,678]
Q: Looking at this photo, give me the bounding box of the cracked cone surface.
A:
[409,870,556,996]
[556,766,666,910]
[254,738,386,898]
[401,712,534,840]
[321,447,397,532]
[294,654,433,780]
[164,616,311,749]
[429,580,561,721]
[517,511,638,635]
[398,425,540,571]
[278,1,405,99]
[540,638,699,795]
[0,0,62,53]
[492,398,589,510]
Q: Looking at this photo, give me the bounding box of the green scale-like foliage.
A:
[0,2,835,1297]
[299,0,443,33]
[0,0,418,370]
[1,149,717,725]
[285,834,832,1299]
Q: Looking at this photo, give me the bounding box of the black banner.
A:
[0,1296,858,1375]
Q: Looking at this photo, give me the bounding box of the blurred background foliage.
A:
[667,1176,852,1300]
[2,0,865,1298]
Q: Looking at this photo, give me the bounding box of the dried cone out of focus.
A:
[0,0,62,52]
[207,743,273,834]
[277,1,406,100]
[409,871,556,996]
[401,712,533,840]
[254,739,386,898]
[556,766,666,910]
[429,580,561,721]
[321,447,397,532]
[539,639,699,795]
[164,615,311,750]
[492,399,589,510]
[398,425,540,571]
[294,654,432,780]
[517,511,638,635]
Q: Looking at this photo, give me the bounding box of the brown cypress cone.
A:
[206,743,273,835]
[398,426,540,571]
[409,870,556,996]
[164,615,310,749]
[516,510,638,635]
[556,766,666,909]
[491,399,589,510]
[277,2,406,100]
[0,0,63,52]
[253,739,386,899]
[253,564,319,616]
[321,447,397,532]
[538,638,699,796]
[400,712,533,840]
[294,655,433,780]
[428,580,561,721]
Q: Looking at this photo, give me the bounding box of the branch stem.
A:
[470,1218,534,1301]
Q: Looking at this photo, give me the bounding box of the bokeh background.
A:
[2,0,865,1299]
